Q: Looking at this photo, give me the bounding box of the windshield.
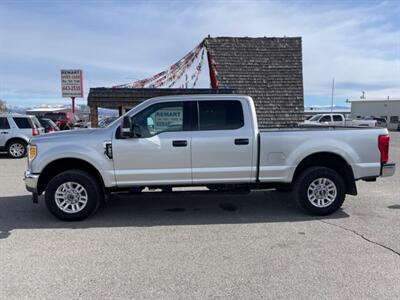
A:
[308,114,322,121]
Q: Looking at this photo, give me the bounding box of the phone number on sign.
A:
[62,86,82,91]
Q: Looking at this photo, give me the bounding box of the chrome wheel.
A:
[9,143,25,158]
[307,177,337,208]
[55,182,88,214]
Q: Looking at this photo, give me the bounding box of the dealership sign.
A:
[61,69,83,98]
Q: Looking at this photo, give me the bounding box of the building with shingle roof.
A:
[88,36,304,127]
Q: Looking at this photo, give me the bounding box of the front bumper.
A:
[24,170,39,193]
[381,163,396,177]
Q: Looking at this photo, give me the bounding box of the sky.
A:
[0,0,399,108]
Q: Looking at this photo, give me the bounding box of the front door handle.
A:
[234,138,249,145]
[172,140,188,147]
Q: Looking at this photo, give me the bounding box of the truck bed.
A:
[257,126,387,183]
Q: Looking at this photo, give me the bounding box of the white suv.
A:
[0,114,45,158]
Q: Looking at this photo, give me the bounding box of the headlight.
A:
[28,144,37,161]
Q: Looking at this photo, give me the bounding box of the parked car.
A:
[362,116,387,128]
[0,113,44,158]
[38,118,60,134]
[299,113,377,127]
[24,95,395,221]
[43,112,79,130]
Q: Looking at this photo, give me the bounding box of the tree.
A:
[0,99,7,112]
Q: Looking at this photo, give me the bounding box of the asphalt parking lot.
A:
[0,132,399,299]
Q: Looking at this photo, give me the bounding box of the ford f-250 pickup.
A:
[24,95,396,221]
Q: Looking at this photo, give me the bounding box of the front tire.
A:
[294,167,346,215]
[7,140,27,158]
[45,170,102,221]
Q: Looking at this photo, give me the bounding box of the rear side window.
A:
[198,101,244,130]
[0,117,10,129]
[332,115,343,121]
[13,117,32,129]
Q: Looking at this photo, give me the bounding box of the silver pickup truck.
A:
[24,95,396,221]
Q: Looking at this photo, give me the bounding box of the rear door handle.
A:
[234,138,249,145]
[0,131,9,134]
[172,140,188,147]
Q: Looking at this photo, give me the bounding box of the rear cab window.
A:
[198,100,244,130]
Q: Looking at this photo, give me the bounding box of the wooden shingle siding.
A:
[205,37,304,127]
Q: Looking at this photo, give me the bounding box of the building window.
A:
[390,116,399,124]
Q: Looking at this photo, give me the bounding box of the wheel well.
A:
[37,158,105,195]
[293,152,357,195]
[6,138,27,148]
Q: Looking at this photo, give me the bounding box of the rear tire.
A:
[45,170,102,221]
[294,166,346,215]
[7,140,27,158]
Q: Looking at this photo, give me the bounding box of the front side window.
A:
[320,115,331,122]
[0,117,10,129]
[13,117,32,129]
[198,101,244,130]
[131,102,184,138]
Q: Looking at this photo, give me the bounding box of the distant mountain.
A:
[5,104,27,114]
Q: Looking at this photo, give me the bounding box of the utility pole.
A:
[71,97,76,114]
[331,77,335,113]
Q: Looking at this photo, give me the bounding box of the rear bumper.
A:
[381,163,396,177]
[24,170,39,193]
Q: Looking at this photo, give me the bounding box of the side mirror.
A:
[120,116,132,138]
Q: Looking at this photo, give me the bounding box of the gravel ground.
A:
[0,132,399,299]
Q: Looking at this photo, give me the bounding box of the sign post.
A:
[61,70,83,113]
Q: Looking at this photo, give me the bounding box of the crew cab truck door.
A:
[0,117,12,147]
[191,99,255,184]
[319,115,332,125]
[332,114,345,126]
[112,101,193,186]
